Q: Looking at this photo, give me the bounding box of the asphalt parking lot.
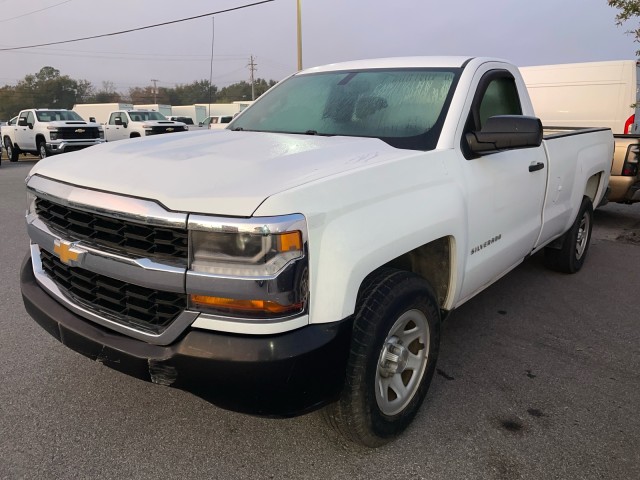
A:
[1,158,639,479]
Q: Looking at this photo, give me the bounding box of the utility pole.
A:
[248,55,257,101]
[150,78,159,104]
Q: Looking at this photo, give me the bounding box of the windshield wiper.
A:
[303,130,335,137]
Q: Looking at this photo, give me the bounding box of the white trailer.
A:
[196,103,241,117]
[171,105,207,124]
[73,103,133,124]
[520,60,640,134]
[135,104,172,117]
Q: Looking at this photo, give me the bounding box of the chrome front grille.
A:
[58,127,100,140]
[35,197,188,260]
[40,249,187,334]
[148,126,183,135]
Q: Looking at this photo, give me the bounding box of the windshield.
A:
[229,68,460,150]
[36,110,84,122]
[128,111,167,121]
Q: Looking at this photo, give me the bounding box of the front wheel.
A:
[322,268,441,447]
[545,196,594,273]
[5,140,19,162]
[37,140,48,159]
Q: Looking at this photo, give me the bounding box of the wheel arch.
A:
[378,236,454,312]
[584,171,605,206]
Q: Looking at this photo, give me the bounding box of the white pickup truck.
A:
[3,109,103,159]
[20,57,613,447]
[102,110,188,142]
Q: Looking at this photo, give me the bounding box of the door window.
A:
[478,77,522,128]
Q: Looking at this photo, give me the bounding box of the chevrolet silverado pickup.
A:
[4,109,103,159]
[20,57,613,447]
[102,110,188,142]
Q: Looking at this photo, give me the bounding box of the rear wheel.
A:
[322,268,441,447]
[544,196,593,273]
[37,139,48,159]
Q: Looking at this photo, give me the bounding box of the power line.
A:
[0,0,274,52]
[0,0,74,24]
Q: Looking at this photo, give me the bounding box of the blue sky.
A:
[0,0,636,91]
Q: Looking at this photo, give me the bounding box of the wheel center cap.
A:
[379,337,409,377]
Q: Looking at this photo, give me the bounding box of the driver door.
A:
[458,68,548,302]
[17,111,37,151]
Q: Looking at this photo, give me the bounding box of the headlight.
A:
[26,190,37,216]
[190,230,302,277]
[99,129,104,140]
[188,214,309,318]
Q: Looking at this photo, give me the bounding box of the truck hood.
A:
[48,121,100,127]
[28,130,407,216]
[135,120,185,126]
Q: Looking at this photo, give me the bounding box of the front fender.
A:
[255,150,467,324]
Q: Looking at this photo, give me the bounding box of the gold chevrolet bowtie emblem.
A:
[166,127,174,132]
[53,240,83,266]
[75,128,85,133]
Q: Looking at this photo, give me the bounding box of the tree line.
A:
[0,66,277,120]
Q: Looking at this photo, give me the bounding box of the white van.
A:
[520,60,640,134]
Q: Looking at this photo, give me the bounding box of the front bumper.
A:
[20,254,352,417]
[46,140,105,153]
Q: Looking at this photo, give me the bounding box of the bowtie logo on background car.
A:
[166,127,174,132]
[75,128,85,133]
[53,239,85,266]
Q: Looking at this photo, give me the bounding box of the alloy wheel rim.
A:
[575,212,590,259]
[375,309,430,416]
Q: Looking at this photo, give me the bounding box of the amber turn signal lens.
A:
[191,295,302,314]
[276,231,302,252]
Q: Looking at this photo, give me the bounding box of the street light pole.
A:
[151,78,158,104]
[297,0,302,71]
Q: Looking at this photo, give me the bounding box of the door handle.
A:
[529,162,545,172]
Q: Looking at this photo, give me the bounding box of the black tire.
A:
[322,268,441,447]
[5,140,19,162]
[544,196,594,273]
[37,139,48,159]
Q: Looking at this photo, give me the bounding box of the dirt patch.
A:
[616,222,640,245]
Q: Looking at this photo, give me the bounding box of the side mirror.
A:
[28,122,34,129]
[465,115,543,155]
[114,117,123,126]
[89,117,96,123]
[122,122,128,129]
